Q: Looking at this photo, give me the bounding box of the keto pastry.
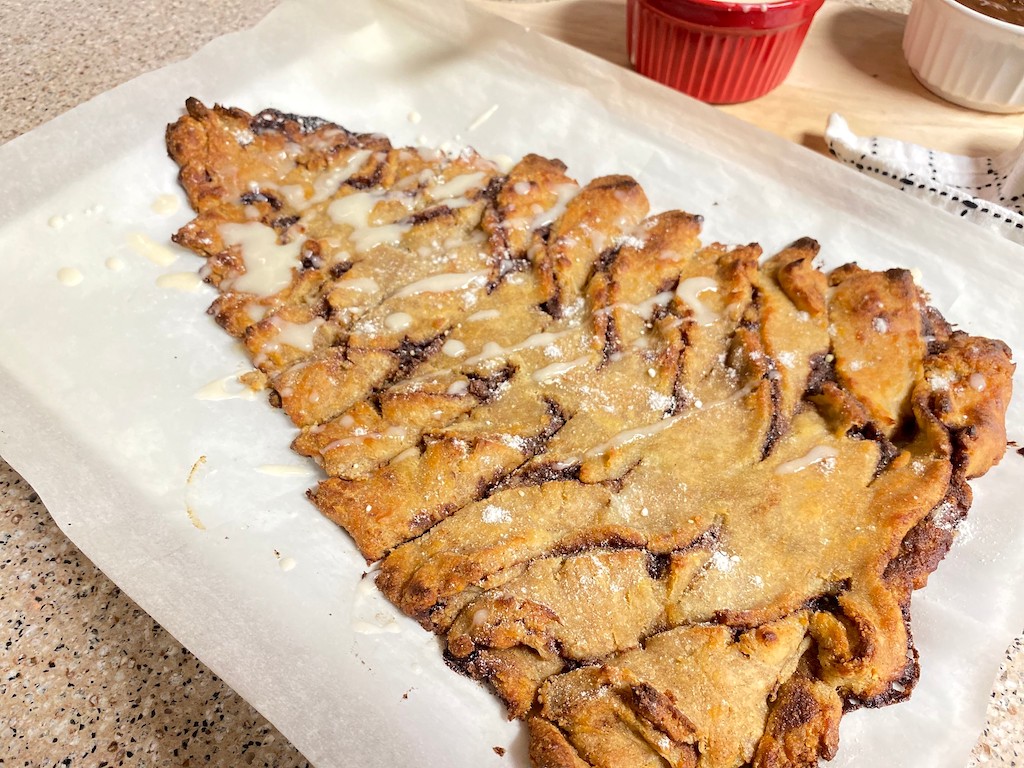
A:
[167,99,1013,768]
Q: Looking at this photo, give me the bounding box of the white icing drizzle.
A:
[467,104,499,132]
[219,222,305,296]
[309,149,372,205]
[353,223,411,253]
[104,256,125,272]
[969,372,986,391]
[430,172,486,201]
[532,356,591,384]
[581,382,757,460]
[596,291,674,320]
[444,196,474,210]
[407,110,422,125]
[277,184,310,210]
[338,277,380,294]
[279,556,297,572]
[442,339,467,357]
[353,619,401,635]
[615,234,645,251]
[321,436,368,452]
[676,276,719,326]
[327,191,378,228]
[467,309,501,322]
[246,304,268,322]
[257,464,318,477]
[530,183,579,230]
[774,445,840,475]
[156,272,203,292]
[384,312,414,332]
[270,316,323,352]
[194,372,259,402]
[327,191,412,253]
[513,181,532,196]
[57,267,83,286]
[356,570,380,597]
[583,414,683,459]
[391,270,489,299]
[447,379,469,395]
[491,154,516,174]
[151,194,181,215]
[127,232,179,267]
[321,426,409,453]
[462,330,573,366]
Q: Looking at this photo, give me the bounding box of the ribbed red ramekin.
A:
[627,0,825,104]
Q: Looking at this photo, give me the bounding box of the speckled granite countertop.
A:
[1,4,310,764]
[1,1,1021,766]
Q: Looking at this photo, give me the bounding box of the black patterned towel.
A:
[826,114,1024,248]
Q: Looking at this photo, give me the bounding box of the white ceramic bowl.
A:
[903,0,1024,113]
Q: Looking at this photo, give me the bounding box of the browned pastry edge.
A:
[166,101,1015,768]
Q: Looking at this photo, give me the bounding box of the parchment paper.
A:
[0,1,1021,766]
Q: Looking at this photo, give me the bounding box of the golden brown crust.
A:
[167,100,1015,768]
[752,672,842,768]
[774,239,827,317]
[828,266,927,436]
[535,616,808,768]
[918,331,1014,478]
[528,717,594,768]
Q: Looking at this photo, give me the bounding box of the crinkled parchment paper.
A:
[0,0,1021,765]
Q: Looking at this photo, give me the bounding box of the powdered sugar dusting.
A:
[499,434,528,451]
[932,501,959,531]
[482,504,512,524]
[648,391,675,413]
[711,551,740,572]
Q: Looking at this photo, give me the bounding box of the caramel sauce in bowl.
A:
[904,0,1024,112]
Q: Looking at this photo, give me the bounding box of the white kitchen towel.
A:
[825,113,1024,248]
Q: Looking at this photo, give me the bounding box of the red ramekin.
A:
[627,0,825,104]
